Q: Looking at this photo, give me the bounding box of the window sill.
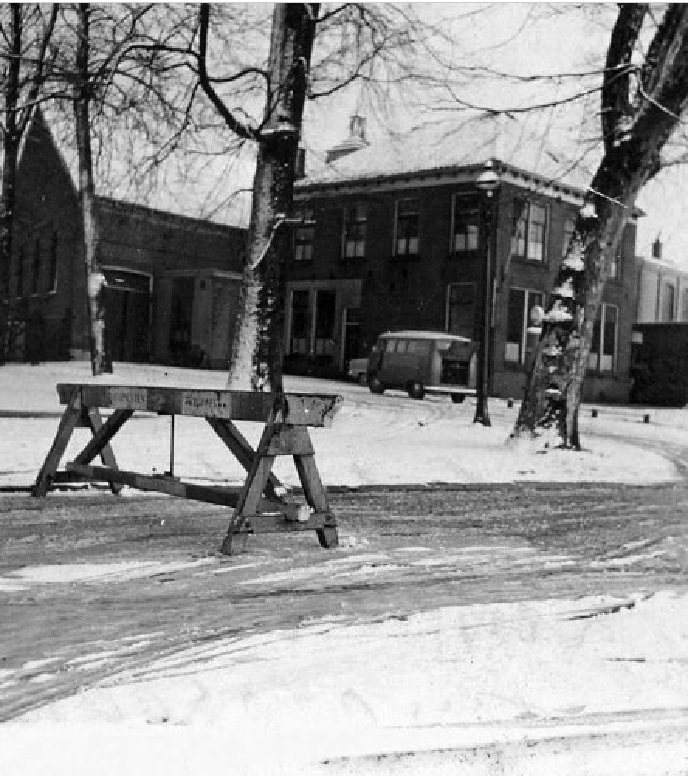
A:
[510,255,548,267]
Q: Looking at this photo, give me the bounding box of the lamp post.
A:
[473,163,501,426]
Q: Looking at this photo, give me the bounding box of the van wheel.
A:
[408,381,425,400]
[451,394,466,404]
[369,376,385,394]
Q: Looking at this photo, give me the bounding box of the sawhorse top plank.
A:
[56,384,342,426]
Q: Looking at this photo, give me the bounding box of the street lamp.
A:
[473,162,501,426]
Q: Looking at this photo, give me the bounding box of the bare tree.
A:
[0,4,58,362]
[73,3,110,375]
[512,4,688,448]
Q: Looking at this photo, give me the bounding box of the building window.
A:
[342,204,366,258]
[294,208,314,262]
[31,239,40,295]
[562,215,575,258]
[395,198,419,256]
[446,282,475,340]
[609,248,620,280]
[452,196,479,253]
[49,232,58,292]
[662,283,675,321]
[682,289,688,322]
[314,289,336,356]
[512,199,547,262]
[15,246,24,298]
[505,288,544,363]
[588,303,618,372]
[290,289,311,355]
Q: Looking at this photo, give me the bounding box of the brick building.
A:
[3,108,247,368]
[288,116,641,402]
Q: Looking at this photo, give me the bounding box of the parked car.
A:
[366,330,478,401]
[347,357,369,384]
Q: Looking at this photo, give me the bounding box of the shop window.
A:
[512,199,547,262]
[15,246,24,298]
[49,232,58,292]
[446,282,475,340]
[342,204,366,258]
[505,288,544,364]
[290,289,310,355]
[395,198,419,256]
[32,239,40,295]
[314,289,336,356]
[588,303,618,372]
[452,196,480,253]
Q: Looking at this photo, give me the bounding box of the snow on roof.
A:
[299,113,596,196]
[378,330,472,342]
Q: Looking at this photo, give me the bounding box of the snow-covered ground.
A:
[1,362,687,775]
[0,361,683,489]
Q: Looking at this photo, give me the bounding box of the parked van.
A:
[367,330,478,401]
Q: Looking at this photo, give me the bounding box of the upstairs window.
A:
[342,204,366,258]
[562,215,576,258]
[512,199,547,262]
[293,208,314,262]
[395,198,419,256]
[452,196,480,253]
[588,303,618,372]
[609,248,620,280]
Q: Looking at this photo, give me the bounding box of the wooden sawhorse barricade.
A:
[32,384,342,554]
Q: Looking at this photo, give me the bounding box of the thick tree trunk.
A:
[0,5,22,362]
[226,4,317,392]
[74,5,109,376]
[511,5,688,448]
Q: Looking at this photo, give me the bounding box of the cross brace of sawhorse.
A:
[32,384,341,554]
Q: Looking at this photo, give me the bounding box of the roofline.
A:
[296,157,587,204]
[296,156,645,217]
[96,195,247,235]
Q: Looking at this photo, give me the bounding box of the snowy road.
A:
[2,480,688,727]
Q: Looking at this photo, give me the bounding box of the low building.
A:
[635,238,688,323]
[3,108,247,368]
[289,116,641,402]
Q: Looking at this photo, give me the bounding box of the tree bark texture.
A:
[226,4,318,392]
[74,5,109,376]
[0,6,23,361]
[512,5,688,448]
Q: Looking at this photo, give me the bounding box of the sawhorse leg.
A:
[33,390,130,497]
[292,426,338,549]
[220,420,338,555]
[32,390,82,497]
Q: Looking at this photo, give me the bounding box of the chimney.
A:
[652,236,662,259]
[325,114,369,164]
[349,114,366,143]
[295,147,306,179]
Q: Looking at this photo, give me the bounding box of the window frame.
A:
[342,203,367,259]
[451,194,480,254]
[588,303,618,373]
[505,287,545,365]
[293,207,315,262]
[511,198,548,263]
[394,197,420,257]
[445,281,476,340]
